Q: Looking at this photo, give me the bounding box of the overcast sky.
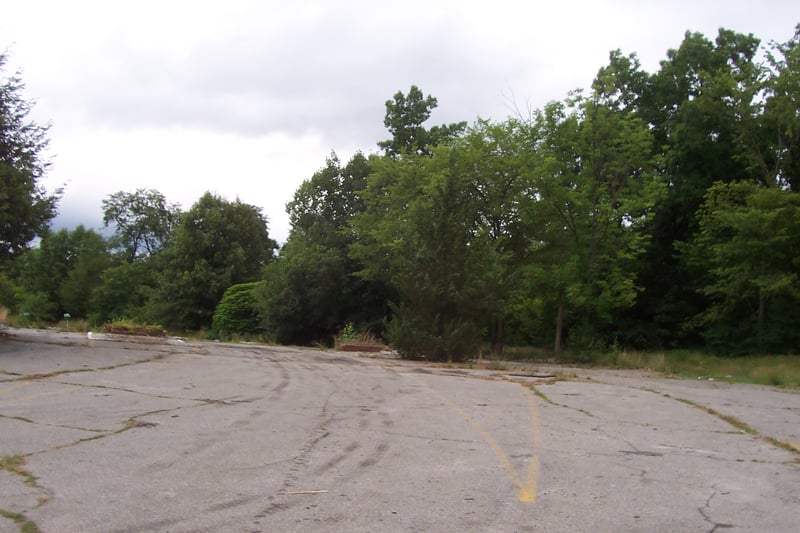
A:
[3,1,799,243]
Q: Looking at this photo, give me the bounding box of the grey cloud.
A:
[46,5,522,149]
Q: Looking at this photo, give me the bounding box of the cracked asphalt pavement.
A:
[1,327,798,532]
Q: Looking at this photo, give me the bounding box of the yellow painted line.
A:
[410,374,540,503]
[522,387,542,503]
[0,388,72,404]
[0,381,33,396]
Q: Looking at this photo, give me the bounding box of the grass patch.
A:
[56,318,90,333]
[494,345,555,361]
[672,397,800,457]
[487,358,509,371]
[530,386,554,405]
[102,319,166,337]
[487,345,800,389]
[589,349,800,389]
[0,455,38,486]
[675,398,756,434]
[0,509,40,533]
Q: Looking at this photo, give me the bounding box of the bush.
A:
[385,302,480,362]
[0,274,18,314]
[211,281,266,340]
[102,319,166,337]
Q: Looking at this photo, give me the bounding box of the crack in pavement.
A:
[0,349,273,533]
[697,484,735,532]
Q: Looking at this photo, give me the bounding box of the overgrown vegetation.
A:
[0,509,40,533]
[0,456,41,533]
[334,322,383,349]
[102,319,166,337]
[0,455,38,486]
[592,350,800,389]
[2,26,800,365]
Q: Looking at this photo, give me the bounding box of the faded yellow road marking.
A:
[0,381,32,396]
[410,374,541,503]
[1,378,75,405]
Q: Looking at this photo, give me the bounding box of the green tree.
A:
[102,188,181,262]
[378,85,466,157]
[617,28,769,347]
[89,260,155,324]
[683,182,800,353]
[261,239,354,344]
[154,193,276,330]
[524,92,662,353]
[764,24,800,191]
[0,52,60,261]
[353,147,499,361]
[15,226,111,321]
[261,153,390,345]
[447,119,537,355]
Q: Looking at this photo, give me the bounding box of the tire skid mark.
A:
[253,385,336,522]
[359,442,390,468]
[268,361,291,400]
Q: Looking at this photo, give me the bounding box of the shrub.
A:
[103,319,166,337]
[211,281,266,340]
[385,302,479,362]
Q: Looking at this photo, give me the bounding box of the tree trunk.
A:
[491,316,504,357]
[757,289,765,354]
[554,292,564,354]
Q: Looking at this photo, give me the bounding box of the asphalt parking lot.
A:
[1,328,798,532]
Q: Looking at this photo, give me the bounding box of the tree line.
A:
[2,26,799,360]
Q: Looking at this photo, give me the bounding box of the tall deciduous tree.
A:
[526,91,662,353]
[353,147,500,361]
[378,85,466,157]
[154,192,276,330]
[261,152,390,345]
[449,119,537,355]
[621,29,768,347]
[102,188,181,262]
[0,52,60,261]
[683,182,800,353]
[15,226,111,320]
[765,24,800,191]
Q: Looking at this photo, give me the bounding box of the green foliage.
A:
[630,28,769,347]
[102,188,181,261]
[260,153,390,346]
[153,192,276,331]
[377,85,466,157]
[353,144,503,361]
[13,226,112,321]
[5,27,800,362]
[211,281,265,339]
[0,52,61,261]
[0,272,17,313]
[683,181,800,353]
[385,302,480,361]
[89,260,156,324]
[764,24,800,191]
[519,90,663,352]
[334,322,382,348]
[102,319,166,337]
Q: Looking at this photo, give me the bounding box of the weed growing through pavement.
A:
[0,455,38,486]
[0,509,40,533]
